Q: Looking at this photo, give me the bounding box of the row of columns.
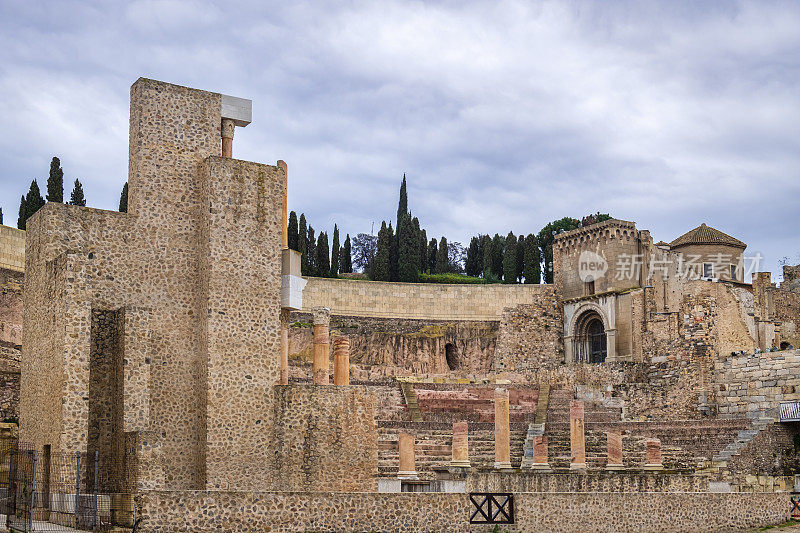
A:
[279,306,350,386]
[396,396,663,477]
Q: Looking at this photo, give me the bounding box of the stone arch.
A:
[566,302,615,364]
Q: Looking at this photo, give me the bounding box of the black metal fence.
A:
[0,441,137,532]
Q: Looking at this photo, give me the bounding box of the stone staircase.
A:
[704,417,773,473]
[399,381,424,422]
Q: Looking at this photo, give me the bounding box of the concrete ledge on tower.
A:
[281,249,306,310]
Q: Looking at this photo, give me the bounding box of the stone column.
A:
[279,309,290,385]
[277,160,288,249]
[451,421,470,468]
[564,335,574,363]
[312,307,331,385]
[398,432,418,479]
[605,431,624,470]
[569,400,587,471]
[494,388,512,470]
[532,435,550,471]
[221,118,235,157]
[644,438,663,470]
[333,336,350,386]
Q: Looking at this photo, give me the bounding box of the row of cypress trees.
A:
[287,211,352,278]
[12,156,130,230]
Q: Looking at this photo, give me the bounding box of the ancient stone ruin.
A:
[0,78,798,531]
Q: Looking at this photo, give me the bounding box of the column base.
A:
[493,461,513,470]
[397,471,419,480]
[450,460,471,468]
[569,463,588,471]
[530,463,551,472]
[643,464,663,471]
[605,463,625,471]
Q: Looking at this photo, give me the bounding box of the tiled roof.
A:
[669,223,746,249]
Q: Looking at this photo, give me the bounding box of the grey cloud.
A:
[0,0,797,278]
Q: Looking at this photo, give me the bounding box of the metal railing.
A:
[0,442,137,532]
[779,401,800,422]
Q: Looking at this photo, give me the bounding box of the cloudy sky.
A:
[1,1,798,278]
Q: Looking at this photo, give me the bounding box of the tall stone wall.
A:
[0,266,21,421]
[138,491,791,532]
[20,79,285,492]
[300,277,550,320]
[715,348,800,419]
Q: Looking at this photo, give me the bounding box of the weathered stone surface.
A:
[333,336,350,386]
[606,431,624,469]
[397,432,417,478]
[570,400,587,470]
[494,388,511,469]
[450,420,470,467]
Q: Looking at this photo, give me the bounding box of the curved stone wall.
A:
[301,277,555,321]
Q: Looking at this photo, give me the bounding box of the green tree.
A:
[465,237,480,277]
[373,221,391,281]
[0,207,3,225]
[524,234,541,284]
[46,156,64,203]
[419,228,428,274]
[317,231,330,278]
[68,179,85,206]
[119,182,128,212]
[298,214,308,274]
[388,222,398,281]
[306,226,317,276]
[397,214,419,282]
[481,235,493,278]
[491,234,504,279]
[538,217,580,283]
[397,174,408,227]
[23,180,46,228]
[288,211,299,251]
[436,236,449,274]
[516,233,526,282]
[17,196,26,229]
[503,232,517,283]
[341,234,352,273]
[330,224,340,277]
[427,238,438,274]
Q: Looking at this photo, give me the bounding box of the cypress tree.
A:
[465,237,480,277]
[0,207,3,225]
[503,232,517,284]
[330,224,340,277]
[419,228,428,273]
[491,234,504,279]
[298,214,308,274]
[427,238,438,274]
[288,211,299,251]
[436,236,449,274]
[373,222,391,281]
[317,232,330,278]
[69,179,86,206]
[46,156,64,203]
[341,234,352,273]
[388,222,398,281]
[524,234,542,284]
[482,235,493,278]
[516,233,526,282]
[306,226,317,276]
[17,195,26,229]
[119,182,128,212]
[24,180,46,226]
[397,174,408,227]
[397,214,419,282]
